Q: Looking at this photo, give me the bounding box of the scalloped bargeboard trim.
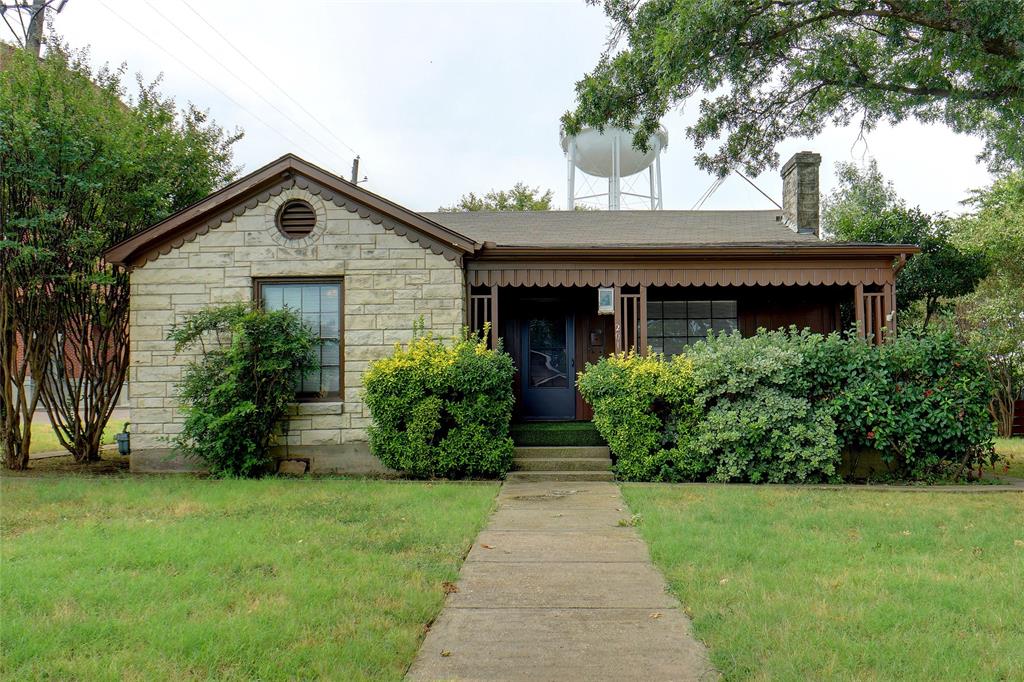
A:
[136,176,466,266]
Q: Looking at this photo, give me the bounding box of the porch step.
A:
[514,446,611,459]
[505,470,615,483]
[514,457,612,472]
[510,445,613,482]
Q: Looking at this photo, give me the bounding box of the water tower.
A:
[561,125,667,210]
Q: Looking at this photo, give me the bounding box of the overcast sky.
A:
[35,0,994,214]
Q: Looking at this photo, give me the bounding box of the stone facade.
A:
[781,151,821,236]
[127,186,465,471]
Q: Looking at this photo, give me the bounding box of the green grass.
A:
[1,478,497,680]
[992,437,1024,479]
[27,420,120,455]
[622,485,1024,681]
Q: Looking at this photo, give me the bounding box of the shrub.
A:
[816,330,996,479]
[687,330,842,483]
[169,303,318,478]
[578,327,994,483]
[577,351,699,480]
[363,328,515,478]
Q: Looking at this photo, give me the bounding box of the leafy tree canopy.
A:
[949,171,1024,435]
[439,182,554,212]
[822,160,988,325]
[563,1,1024,176]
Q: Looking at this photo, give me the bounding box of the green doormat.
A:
[511,421,606,447]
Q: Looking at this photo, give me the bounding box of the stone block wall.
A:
[127,186,465,465]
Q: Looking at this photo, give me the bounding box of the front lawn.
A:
[1,478,497,680]
[992,437,1024,478]
[623,485,1024,681]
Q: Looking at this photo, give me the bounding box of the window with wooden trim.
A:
[647,300,737,356]
[256,279,342,400]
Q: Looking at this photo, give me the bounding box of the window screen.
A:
[259,280,342,398]
[647,300,737,356]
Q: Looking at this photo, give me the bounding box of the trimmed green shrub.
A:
[686,330,841,483]
[578,327,995,483]
[803,329,997,479]
[577,351,699,480]
[363,329,515,478]
[169,303,319,478]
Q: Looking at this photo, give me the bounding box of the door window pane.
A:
[528,317,568,388]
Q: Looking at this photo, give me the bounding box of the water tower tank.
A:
[561,125,667,210]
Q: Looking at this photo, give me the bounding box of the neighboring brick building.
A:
[106,153,916,473]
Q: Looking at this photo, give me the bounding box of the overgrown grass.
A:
[1,478,497,680]
[992,437,1024,479]
[623,485,1024,681]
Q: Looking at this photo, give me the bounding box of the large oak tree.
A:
[563,1,1024,175]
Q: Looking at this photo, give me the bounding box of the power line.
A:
[94,0,329,164]
[734,169,782,209]
[691,175,726,210]
[138,0,352,169]
[179,0,359,159]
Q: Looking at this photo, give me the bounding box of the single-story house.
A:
[105,151,918,473]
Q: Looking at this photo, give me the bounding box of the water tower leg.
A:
[656,151,664,210]
[566,139,576,210]
[649,165,656,210]
[610,134,621,210]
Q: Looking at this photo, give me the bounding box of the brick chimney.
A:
[781,151,821,236]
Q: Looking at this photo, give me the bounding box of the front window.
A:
[647,299,737,356]
[258,279,342,399]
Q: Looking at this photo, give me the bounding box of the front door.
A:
[520,306,575,420]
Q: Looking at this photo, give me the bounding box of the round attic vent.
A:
[275,199,317,238]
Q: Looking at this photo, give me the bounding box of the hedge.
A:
[578,328,996,482]
[363,328,515,478]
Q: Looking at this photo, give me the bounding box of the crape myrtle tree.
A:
[562,0,1024,176]
[0,42,239,468]
[821,160,988,326]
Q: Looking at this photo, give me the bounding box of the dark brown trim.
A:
[472,244,919,261]
[105,154,478,267]
[253,277,345,403]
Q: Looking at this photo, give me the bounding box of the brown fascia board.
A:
[471,243,920,263]
[104,154,479,266]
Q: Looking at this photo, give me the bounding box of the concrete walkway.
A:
[407,481,716,681]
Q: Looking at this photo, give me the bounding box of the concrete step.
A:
[514,446,611,459]
[505,470,615,483]
[514,457,612,472]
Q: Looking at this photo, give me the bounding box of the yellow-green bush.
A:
[576,351,700,480]
[363,329,515,478]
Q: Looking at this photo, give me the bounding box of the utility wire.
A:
[94,0,325,163]
[179,0,360,159]
[691,175,726,210]
[734,169,782,209]
[139,0,351,169]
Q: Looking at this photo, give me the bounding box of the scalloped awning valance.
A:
[466,259,897,288]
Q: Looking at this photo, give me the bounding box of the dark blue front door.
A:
[520,307,575,420]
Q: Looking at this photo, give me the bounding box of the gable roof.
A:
[421,209,817,248]
[104,154,479,266]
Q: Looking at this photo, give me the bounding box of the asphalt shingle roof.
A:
[420,210,820,248]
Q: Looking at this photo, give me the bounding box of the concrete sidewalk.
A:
[407,481,716,681]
